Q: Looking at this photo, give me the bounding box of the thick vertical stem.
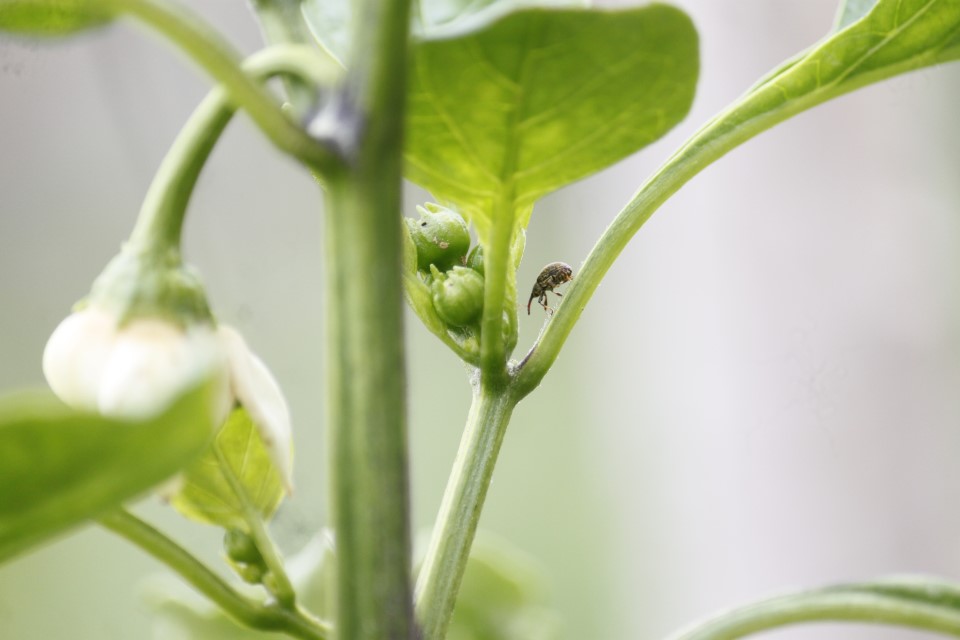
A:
[323,1,414,639]
[414,386,518,640]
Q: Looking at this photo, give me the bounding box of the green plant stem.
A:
[247,0,317,115]
[99,0,340,174]
[478,192,516,386]
[322,0,416,638]
[99,509,330,640]
[216,447,297,610]
[129,45,336,252]
[414,386,518,640]
[513,81,819,397]
[667,590,960,640]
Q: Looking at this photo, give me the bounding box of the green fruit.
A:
[406,204,470,272]
[224,529,263,565]
[466,245,484,275]
[431,266,485,327]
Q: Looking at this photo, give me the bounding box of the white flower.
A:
[42,305,294,492]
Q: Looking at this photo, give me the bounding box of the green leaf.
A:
[404,5,700,224]
[667,576,960,639]
[716,0,960,151]
[835,0,879,30]
[0,0,112,36]
[170,407,285,530]
[0,383,214,564]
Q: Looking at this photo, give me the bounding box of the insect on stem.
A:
[527,262,574,315]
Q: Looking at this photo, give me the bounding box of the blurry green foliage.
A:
[0,383,214,564]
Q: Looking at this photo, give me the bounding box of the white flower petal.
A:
[42,307,116,411]
[98,319,229,422]
[219,326,294,493]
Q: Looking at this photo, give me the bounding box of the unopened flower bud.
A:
[406,204,470,272]
[430,265,485,327]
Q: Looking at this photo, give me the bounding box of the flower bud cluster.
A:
[405,204,486,332]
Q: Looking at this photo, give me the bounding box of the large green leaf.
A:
[0,0,112,36]
[667,576,960,639]
[404,5,699,223]
[170,407,285,530]
[0,383,214,564]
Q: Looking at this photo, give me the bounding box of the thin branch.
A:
[104,0,342,176]
[99,509,330,640]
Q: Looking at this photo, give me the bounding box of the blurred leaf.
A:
[834,0,878,30]
[170,407,285,530]
[148,530,559,640]
[668,576,960,639]
[404,6,699,225]
[0,0,112,36]
[300,0,590,64]
[0,383,214,564]
[447,535,561,640]
[300,0,350,64]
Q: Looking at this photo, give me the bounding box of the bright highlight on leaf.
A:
[0,382,215,564]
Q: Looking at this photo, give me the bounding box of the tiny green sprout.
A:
[406,204,471,272]
[430,265,485,327]
[527,262,573,315]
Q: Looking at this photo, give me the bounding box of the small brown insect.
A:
[528,262,573,315]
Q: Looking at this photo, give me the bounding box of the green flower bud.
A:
[406,204,470,272]
[224,529,263,565]
[235,562,266,585]
[431,265,485,327]
[466,245,484,275]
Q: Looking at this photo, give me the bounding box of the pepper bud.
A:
[406,203,470,272]
[224,528,263,566]
[430,265,485,327]
[466,245,484,275]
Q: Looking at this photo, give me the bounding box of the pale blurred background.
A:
[1,1,959,638]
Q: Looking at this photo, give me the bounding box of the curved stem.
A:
[248,0,317,115]
[513,109,765,396]
[667,589,960,640]
[512,42,890,396]
[215,447,297,610]
[414,386,518,640]
[128,44,335,253]
[100,0,341,175]
[98,509,330,640]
